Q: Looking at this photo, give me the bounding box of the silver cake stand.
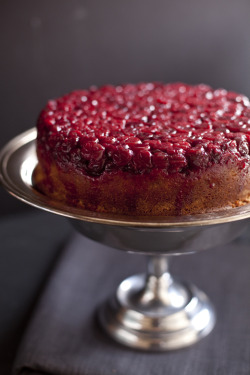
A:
[1,128,250,351]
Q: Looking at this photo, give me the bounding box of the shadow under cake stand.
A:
[1,128,250,351]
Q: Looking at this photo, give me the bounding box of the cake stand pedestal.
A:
[99,255,214,350]
[1,128,250,351]
[72,217,246,350]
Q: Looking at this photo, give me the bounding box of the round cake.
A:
[34,82,250,216]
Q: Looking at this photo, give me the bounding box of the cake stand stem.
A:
[99,253,216,351]
[138,255,174,307]
[147,255,170,277]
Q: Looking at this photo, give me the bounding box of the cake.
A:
[34,82,250,216]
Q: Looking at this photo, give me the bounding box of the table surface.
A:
[1,208,250,374]
[0,208,71,374]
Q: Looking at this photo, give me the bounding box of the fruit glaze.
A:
[37,82,250,177]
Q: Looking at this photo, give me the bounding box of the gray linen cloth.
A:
[14,230,250,375]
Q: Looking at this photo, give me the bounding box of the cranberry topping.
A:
[37,83,250,175]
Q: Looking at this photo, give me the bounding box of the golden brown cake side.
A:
[34,151,250,216]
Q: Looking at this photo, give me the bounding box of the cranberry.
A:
[81,141,105,161]
[206,143,222,163]
[87,158,105,174]
[152,151,169,168]
[186,146,209,169]
[44,116,56,127]
[109,145,133,167]
[38,82,250,176]
[238,141,249,156]
[144,140,162,150]
[169,153,187,172]
[124,137,142,147]
[133,148,152,170]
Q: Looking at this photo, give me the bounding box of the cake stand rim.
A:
[1,127,250,228]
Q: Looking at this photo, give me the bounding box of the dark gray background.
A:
[1,0,250,215]
[0,3,250,373]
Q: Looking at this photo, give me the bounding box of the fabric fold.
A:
[13,231,250,375]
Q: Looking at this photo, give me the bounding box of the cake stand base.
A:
[99,256,216,351]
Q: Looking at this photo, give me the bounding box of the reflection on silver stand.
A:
[100,256,215,350]
[100,260,214,350]
[72,219,246,350]
[0,128,249,351]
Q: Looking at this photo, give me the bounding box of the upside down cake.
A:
[34,83,250,216]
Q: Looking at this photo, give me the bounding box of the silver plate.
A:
[1,127,250,227]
